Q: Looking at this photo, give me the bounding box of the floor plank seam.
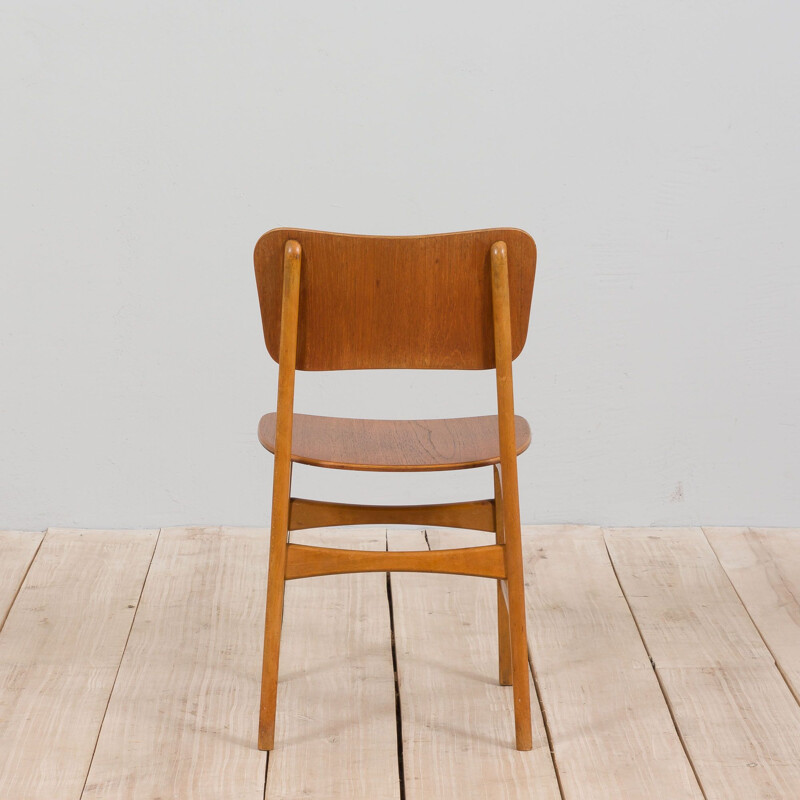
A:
[0,530,45,636]
[386,531,406,800]
[702,526,800,711]
[78,527,162,800]
[601,529,709,800]
[526,644,566,800]
[13,525,790,798]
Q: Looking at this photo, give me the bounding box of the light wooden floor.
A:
[1,526,800,799]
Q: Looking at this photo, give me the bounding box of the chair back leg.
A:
[496,462,533,750]
[258,461,292,750]
[258,240,302,751]
[491,241,533,751]
[494,466,513,686]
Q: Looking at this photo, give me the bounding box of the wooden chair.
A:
[253,228,537,751]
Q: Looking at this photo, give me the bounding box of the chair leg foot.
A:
[258,725,275,752]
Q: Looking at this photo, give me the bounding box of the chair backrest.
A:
[253,228,536,371]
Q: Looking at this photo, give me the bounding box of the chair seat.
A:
[258,413,531,472]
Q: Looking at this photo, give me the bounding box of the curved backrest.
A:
[253,228,536,370]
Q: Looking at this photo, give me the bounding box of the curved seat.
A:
[258,413,531,472]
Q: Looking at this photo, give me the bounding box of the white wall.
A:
[2,1,799,530]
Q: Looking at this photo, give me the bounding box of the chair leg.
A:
[506,537,533,750]
[494,466,512,686]
[258,464,292,751]
[497,466,533,751]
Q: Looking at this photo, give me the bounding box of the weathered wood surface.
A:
[389,528,560,800]
[605,527,772,668]
[523,525,702,799]
[0,530,43,631]
[266,528,400,800]
[82,527,267,800]
[606,527,800,800]
[705,526,800,702]
[2,525,800,799]
[0,528,158,800]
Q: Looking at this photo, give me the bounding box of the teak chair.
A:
[253,228,537,751]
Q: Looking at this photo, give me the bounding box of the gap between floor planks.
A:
[264,527,400,800]
[0,528,159,800]
[0,530,44,635]
[606,526,800,800]
[2,527,800,800]
[389,528,560,800]
[522,526,703,799]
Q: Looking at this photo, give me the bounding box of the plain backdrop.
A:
[1,1,798,530]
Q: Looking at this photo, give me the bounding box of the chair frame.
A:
[257,238,533,751]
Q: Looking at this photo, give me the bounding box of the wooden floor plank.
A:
[5,524,800,799]
[389,528,561,800]
[606,527,800,800]
[266,528,400,800]
[0,531,43,631]
[523,525,702,800]
[605,527,772,669]
[0,528,158,800]
[82,527,268,800]
[705,527,800,702]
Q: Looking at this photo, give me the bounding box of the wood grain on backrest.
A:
[253,228,536,370]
